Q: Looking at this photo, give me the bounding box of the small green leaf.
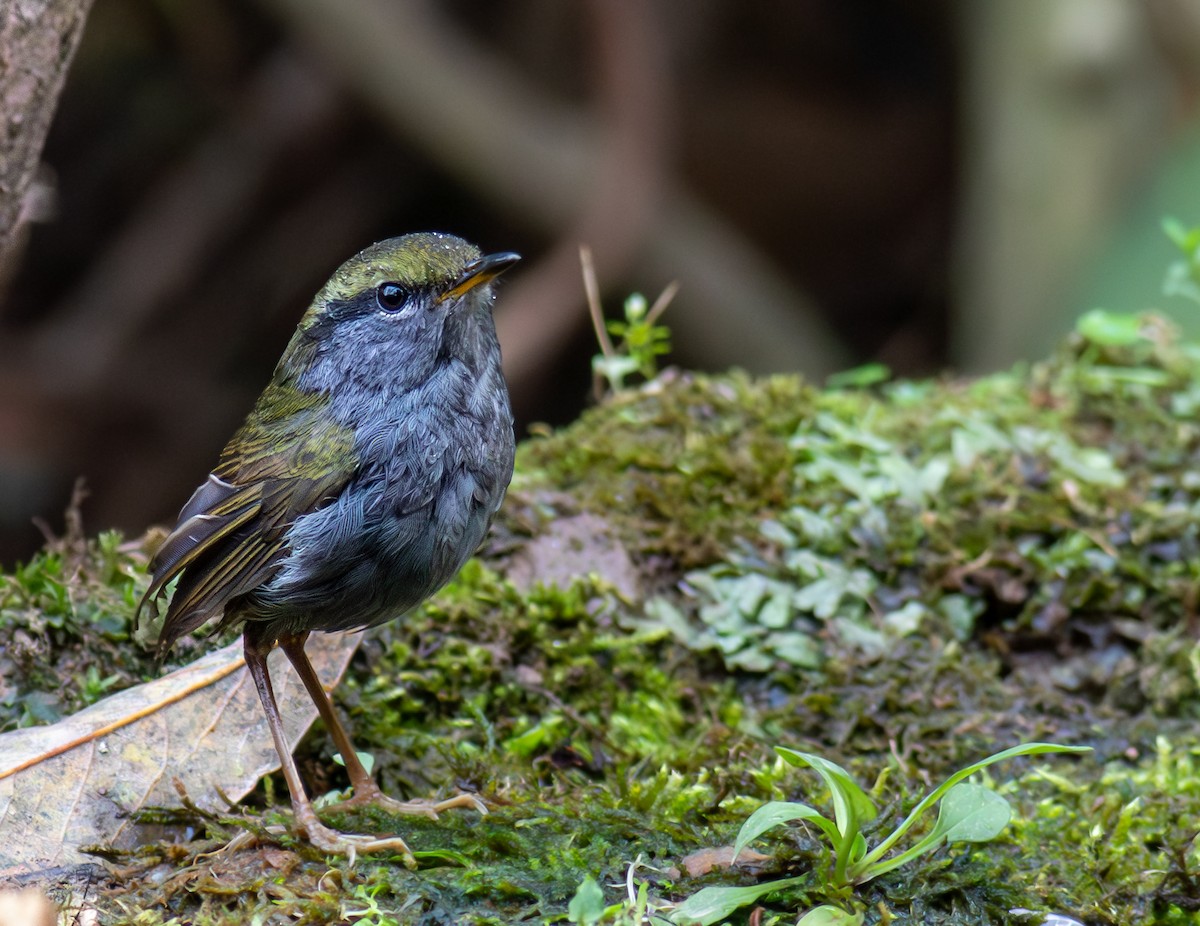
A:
[1162,215,1200,254]
[775,749,878,836]
[504,715,565,757]
[1075,309,1145,347]
[798,906,865,926]
[826,363,891,389]
[409,847,473,866]
[1163,215,1189,250]
[733,800,840,861]
[331,750,375,776]
[1048,443,1125,488]
[932,782,1012,843]
[852,783,1014,882]
[567,876,606,925]
[593,353,641,389]
[764,631,822,668]
[668,877,808,926]
[1163,262,1200,304]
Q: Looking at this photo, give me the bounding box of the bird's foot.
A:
[323,783,487,820]
[300,817,417,868]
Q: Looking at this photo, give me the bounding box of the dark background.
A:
[2,0,1199,565]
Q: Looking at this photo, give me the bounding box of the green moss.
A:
[8,316,1200,922]
[0,529,157,730]
[516,371,817,566]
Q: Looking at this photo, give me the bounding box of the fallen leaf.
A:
[0,631,361,875]
[260,846,299,872]
[0,888,55,926]
[680,845,773,877]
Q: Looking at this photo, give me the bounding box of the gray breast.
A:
[243,356,513,635]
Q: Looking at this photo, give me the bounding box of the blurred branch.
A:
[953,0,1178,370]
[255,0,850,379]
[0,0,93,284]
[0,51,359,546]
[27,51,345,392]
[494,0,671,407]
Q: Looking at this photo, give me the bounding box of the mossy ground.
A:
[5,317,1200,923]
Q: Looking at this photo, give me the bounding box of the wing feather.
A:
[138,380,357,655]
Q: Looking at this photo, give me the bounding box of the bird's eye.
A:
[376,282,409,311]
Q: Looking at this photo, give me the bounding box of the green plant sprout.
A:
[582,244,677,398]
[79,664,122,705]
[567,876,609,925]
[825,362,891,390]
[343,881,400,925]
[566,866,670,926]
[314,750,377,809]
[1162,216,1200,305]
[668,741,1090,926]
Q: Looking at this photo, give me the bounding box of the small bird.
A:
[137,232,519,858]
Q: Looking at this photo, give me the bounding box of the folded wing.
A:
[137,383,357,655]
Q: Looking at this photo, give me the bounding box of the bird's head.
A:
[282,232,520,392]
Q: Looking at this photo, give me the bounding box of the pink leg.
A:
[278,631,486,819]
[242,626,417,862]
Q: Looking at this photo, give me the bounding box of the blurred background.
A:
[4,0,1200,564]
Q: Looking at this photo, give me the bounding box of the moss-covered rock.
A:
[4,314,1200,924]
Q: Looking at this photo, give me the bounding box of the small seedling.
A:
[343,881,398,925]
[79,664,122,704]
[581,244,677,398]
[314,750,377,808]
[1163,216,1200,305]
[567,876,607,925]
[668,741,1090,925]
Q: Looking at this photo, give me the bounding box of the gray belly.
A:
[243,462,506,635]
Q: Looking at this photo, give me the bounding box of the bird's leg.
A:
[277,631,486,819]
[242,626,416,862]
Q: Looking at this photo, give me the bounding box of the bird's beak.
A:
[438,251,522,303]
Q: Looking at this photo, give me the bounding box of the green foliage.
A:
[517,371,817,576]
[798,907,864,925]
[582,243,677,397]
[567,876,607,925]
[669,743,1089,925]
[768,743,1088,886]
[826,363,891,390]
[0,528,156,730]
[632,335,1200,686]
[592,291,674,394]
[1162,216,1200,305]
[669,875,810,926]
[1075,309,1151,348]
[343,881,401,926]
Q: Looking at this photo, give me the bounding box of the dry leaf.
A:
[0,888,55,926]
[0,631,361,875]
[680,845,773,877]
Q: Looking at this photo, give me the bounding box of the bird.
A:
[136,232,519,859]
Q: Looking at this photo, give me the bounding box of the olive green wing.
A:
[138,384,357,655]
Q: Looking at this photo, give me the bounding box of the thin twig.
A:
[645,278,679,326]
[581,244,615,359]
[582,244,618,402]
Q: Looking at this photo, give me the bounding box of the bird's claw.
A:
[322,788,488,820]
[301,819,417,868]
